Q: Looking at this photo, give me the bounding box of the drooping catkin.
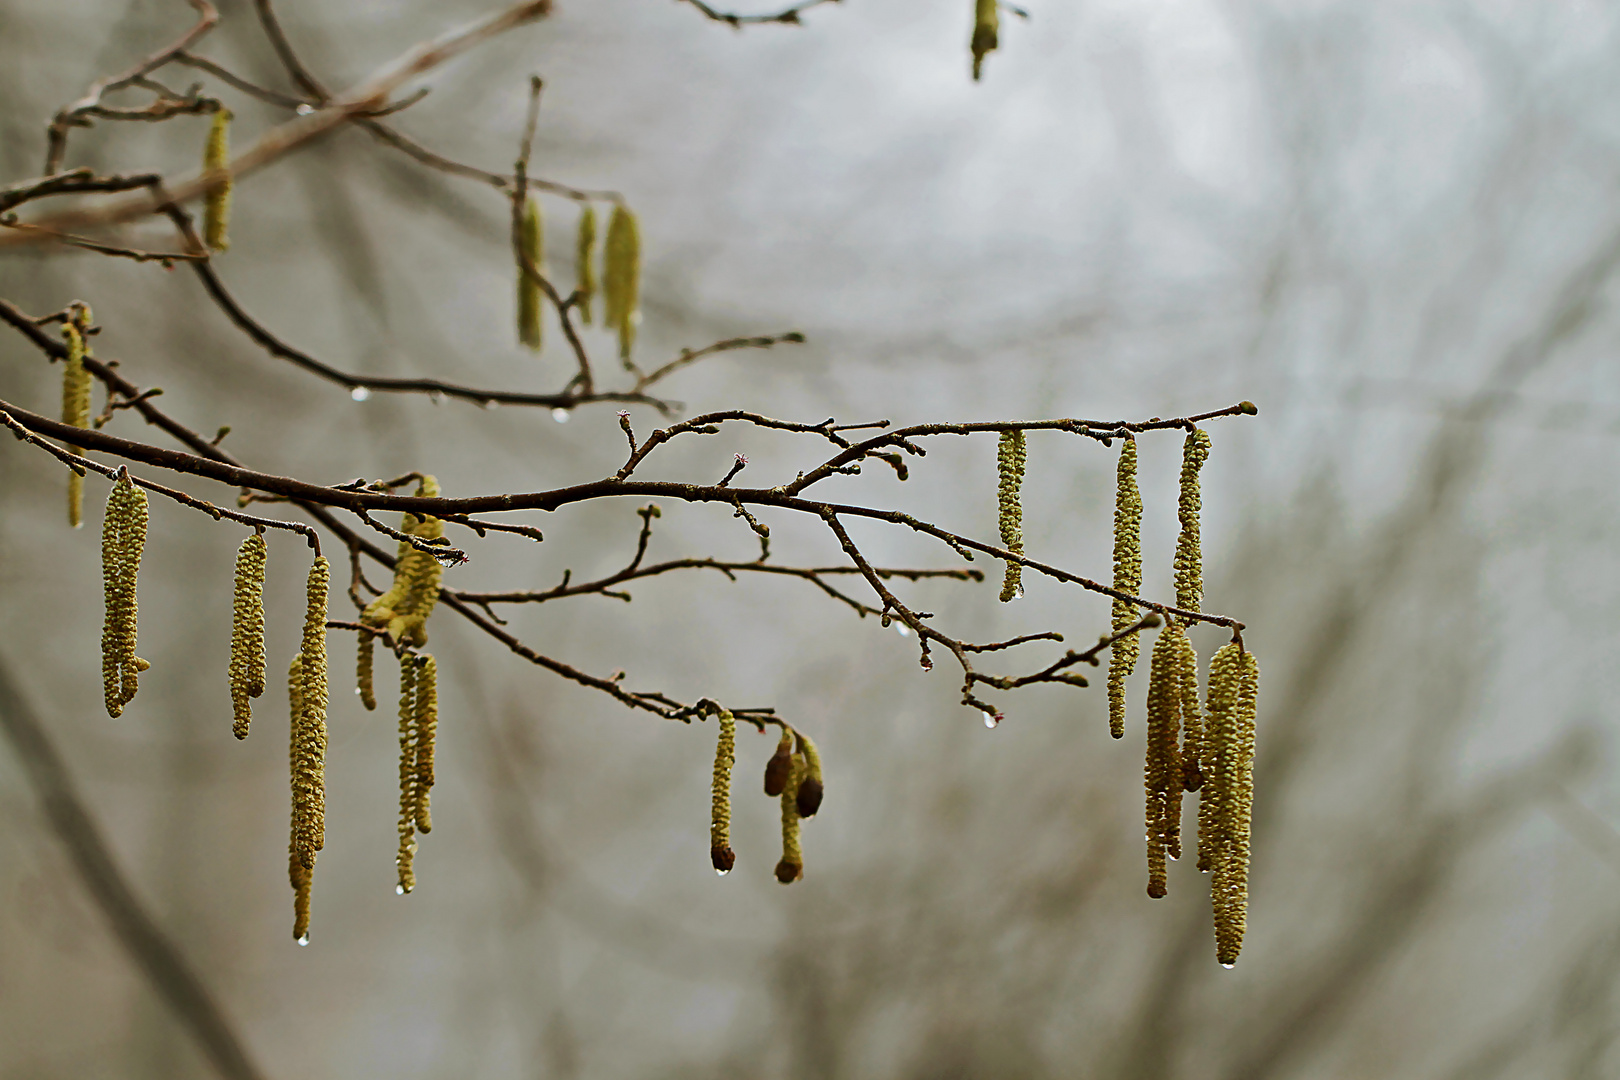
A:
[1144,621,1185,898]
[412,655,438,835]
[517,197,543,351]
[575,203,597,325]
[287,655,314,943]
[396,654,420,895]
[101,473,148,717]
[710,708,737,873]
[1207,645,1258,967]
[971,0,998,80]
[356,632,376,711]
[202,107,232,252]
[1173,428,1212,615]
[763,728,793,796]
[775,752,806,884]
[603,204,641,364]
[1177,627,1204,793]
[1197,642,1240,875]
[359,475,443,697]
[229,532,268,739]
[996,429,1026,602]
[1107,437,1143,738]
[290,558,330,869]
[289,849,312,945]
[794,730,824,819]
[61,321,91,528]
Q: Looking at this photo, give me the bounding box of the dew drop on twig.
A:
[350,385,370,402]
[552,408,570,424]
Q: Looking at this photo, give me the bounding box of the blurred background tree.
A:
[2,1,1618,1078]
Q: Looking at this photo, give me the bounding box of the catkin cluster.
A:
[101,472,149,717]
[702,721,822,882]
[575,204,597,325]
[60,320,91,528]
[1107,437,1143,739]
[602,204,641,364]
[1199,642,1259,966]
[971,0,998,80]
[228,532,268,739]
[203,107,232,252]
[395,653,439,893]
[996,429,1026,602]
[710,709,737,873]
[517,197,544,351]
[1174,428,1212,614]
[357,476,444,709]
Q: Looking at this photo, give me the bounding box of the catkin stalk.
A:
[61,322,91,528]
[710,708,737,873]
[229,532,268,739]
[603,204,641,365]
[203,107,232,252]
[575,203,597,325]
[412,655,438,834]
[518,197,543,351]
[996,429,1026,602]
[1107,437,1143,738]
[971,0,998,81]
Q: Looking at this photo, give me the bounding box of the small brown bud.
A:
[763,729,794,796]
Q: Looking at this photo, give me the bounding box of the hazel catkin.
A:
[575,203,597,326]
[970,0,998,81]
[101,472,148,718]
[1176,624,1203,793]
[1202,642,1258,967]
[203,107,232,252]
[603,204,641,365]
[359,475,444,702]
[1173,428,1212,615]
[775,752,806,884]
[60,321,91,529]
[1143,621,1185,898]
[518,197,543,351]
[794,731,824,819]
[710,708,737,873]
[287,654,316,944]
[763,728,794,797]
[396,654,421,895]
[291,557,330,870]
[229,532,268,739]
[412,655,438,835]
[996,429,1026,603]
[1107,436,1143,739]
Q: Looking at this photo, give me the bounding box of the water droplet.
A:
[482,398,500,410]
[428,390,445,405]
[295,103,315,116]
[1220,962,1235,970]
[350,385,370,402]
[354,686,363,695]
[984,714,998,729]
[395,885,406,895]
[552,408,570,423]
[1168,852,1179,862]
[715,868,730,877]
[297,933,310,946]
[895,623,910,638]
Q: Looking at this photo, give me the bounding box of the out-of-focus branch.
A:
[0,653,269,1080]
[680,0,841,27]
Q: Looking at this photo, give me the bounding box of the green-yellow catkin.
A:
[1177,627,1203,793]
[359,475,444,701]
[412,655,438,835]
[287,655,314,944]
[794,730,824,819]
[602,204,641,365]
[575,203,597,326]
[61,322,91,529]
[517,197,543,351]
[356,631,376,711]
[1197,643,1240,875]
[971,0,998,81]
[229,532,268,739]
[396,654,420,895]
[291,558,330,870]
[203,107,232,252]
[1205,644,1258,967]
[710,708,737,873]
[1107,437,1143,739]
[763,728,794,796]
[1173,428,1212,615]
[101,473,149,718]
[996,429,1026,603]
[1144,622,1185,898]
[775,752,806,884]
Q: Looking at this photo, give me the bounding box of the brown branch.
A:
[680,0,841,27]
[0,170,165,215]
[633,331,805,392]
[0,653,269,1080]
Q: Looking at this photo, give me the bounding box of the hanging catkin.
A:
[603,204,641,364]
[412,655,438,834]
[710,708,737,873]
[1107,437,1143,738]
[1177,626,1204,793]
[996,429,1026,602]
[971,0,998,81]
[1174,428,1212,615]
[575,203,597,325]
[1143,621,1185,898]
[775,751,806,884]
[763,728,794,796]
[101,472,148,718]
[60,321,91,528]
[203,107,232,252]
[359,475,444,703]
[396,654,420,895]
[229,532,268,739]
[794,731,824,818]
[287,655,313,944]
[517,197,543,351]
[291,557,330,870]
[1203,643,1258,967]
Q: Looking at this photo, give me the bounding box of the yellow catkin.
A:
[61,322,91,528]
[1177,626,1203,793]
[763,728,794,796]
[1197,642,1241,875]
[1174,428,1212,615]
[287,655,314,943]
[203,107,232,252]
[356,631,376,711]
[101,473,148,717]
[359,475,443,692]
[971,0,998,81]
[575,203,597,326]
[517,197,543,351]
[1144,621,1185,898]
[710,708,737,873]
[795,730,824,819]
[412,655,438,835]
[775,752,806,884]
[603,204,641,364]
[1107,437,1143,739]
[291,557,329,870]
[396,654,420,895]
[996,429,1026,602]
[229,532,268,739]
[1210,647,1258,967]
